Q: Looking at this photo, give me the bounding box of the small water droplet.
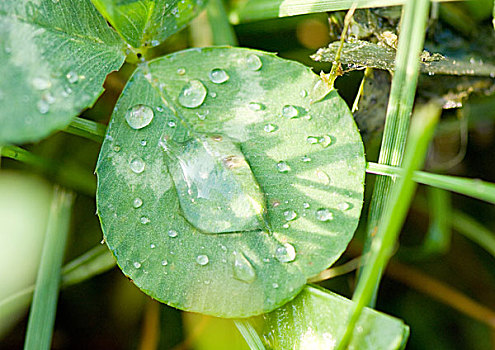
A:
[32,77,51,90]
[66,71,79,84]
[209,92,217,98]
[125,104,154,130]
[301,155,311,162]
[150,243,156,249]
[36,100,49,114]
[246,54,262,71]
[161,259,168,266]
[233,251,256,283]
[303,202,310,209]
[318,135,332,148]
[156,106,164,112]
[315,169,330,185]
[300,89,308,97]
[133,197,143,208]
[272,283,279,289]
[283,210,297,221]
[316,208,333,221]
[168,229,178,238]
[209,68,229,84]
[133,261,141,268]
[196,110,209,120]
[177,67,186,75]
[140,140,147,146]
[282,105,298,118]
[264,124,278,133]
[178,80,207,108]
[307,136,319,144]
[196,254,209,266]
[140,216,150,224]
[129,157,145,174]
[168,121,176,128]
[277,161,291,173]
[248,102,264,111]
[275,243,296,263]
[282,223,289,228]
[338,202,350,211]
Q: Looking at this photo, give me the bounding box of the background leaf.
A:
[0,0,126,144]
[96,47,365,318]
[251,285,409,350]
[90,0,209,48]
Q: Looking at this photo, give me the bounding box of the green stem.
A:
[64,117,106,142]
[366,162,495,205]
[337,103,441,350]
[24,187,74,350]
[234,320,266,350]
[207,0,239,46]
[451,211,495,259]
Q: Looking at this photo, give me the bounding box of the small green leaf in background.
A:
[251,285,409,350]
[90,0,209,48]
[0,0,126,144]
[96,47,366,318]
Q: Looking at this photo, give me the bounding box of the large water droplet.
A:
[275,243,296,263]
[125,104,154,130]
[129,157,145,174]
[246,54,262,71]
[264,124,278,133]
[196,254,209,266]
[316,208,333,221]
[233,251,256,283]
[209,68,229,84]
[283,210,297,221]
[133,197,143,208]
[276,161,291,173]
[178,80,207,108]
[162,134,267,233]
[282,105,298,118]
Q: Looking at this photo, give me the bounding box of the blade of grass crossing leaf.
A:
[366,162,495,205]
[336,103,441,350]
[234,320,266,350]
[423,188,451,254]
[360,0,431,304]
[207,0,239,46]
[24,187,74,350]
[451,211,495,259]
[63,117,106,143]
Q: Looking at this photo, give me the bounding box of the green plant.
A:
[1,0,495,349]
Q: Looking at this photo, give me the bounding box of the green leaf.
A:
[251,285,409,350]
[90,0,208,48]
[0,0,126,145]
[96,47,365,317]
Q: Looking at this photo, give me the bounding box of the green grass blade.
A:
[336,103,441,350]
[234,320,266,350]
[451,211,495,259]
[64,117,106,143]
[366,163,495,204]
[228,0,453,24]
[208,0,239,45]
[23,187,74,350]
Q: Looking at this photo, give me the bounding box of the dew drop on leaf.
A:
[209,68,229,84]
[248,102,264,111]
[133,197,143,208]
[246,54,262,71]
[315,208,333,221]
[66,71,79,84]
[32,77,51,90]
[167,229,178,238]
[318,135,332,148]
[133,261,141,268]
[282,105,298,118]
[272,283,279,289]
[301,156,311,162]
[196,254,209,266]
[178,80,207,108]
[129,157,145,174]
[140,216,150,224]
[315,169,330,185]
[162,134,267,233]
[233,251,256,283]
[177,67,186,75]
[125,104,154,130]
[307,136,319,144]
[338,202,350,211]
[276,161,291,173]
[36,100,49,114]
[161,260,168,266]
[264,124,278,133]
[303,202,310,209]
[283,210,297,221]
[275,243,296,263]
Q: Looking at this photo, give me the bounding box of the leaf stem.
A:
[24,187,74,350]
[64,117,106,142]
[207,0,239,46]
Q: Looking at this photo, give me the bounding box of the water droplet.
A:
[196,110,209,120]
[272,283,279,289]
[133,197,143,208]
[125,104,154,130]
[156,106,164,112]
[301,156,311,162]
[161,259,168,266]
[133,261,141,268]
[36,100,49,114]
[196,254,209,266]
[209,92,217,98]
[140,140,147,146]
[307,136,319,144]
[300,89,308,97]
[275,243,296,263]
[264,124,278,133]
[248,102,264,111]
[337,202,350,211]
[32,77,51,90]
[209,68,229,84]
[318,135,332,148]
[167,229,178,238]
[129,157,145,174]
[315,169,330,185]
[178,80,207,108]
[177,67,186,75]
[140,216,150,224]
[276,161,291,173]
[282,105,298,118]
[246,54,262,71]
[316,208,333,221]
[150,243,156,249]
[66,71,79,84]
[282,223,289,228]
[303,202,310,209]
[283,210,297,221]
[233,252,256,283]
[168,121,176,128]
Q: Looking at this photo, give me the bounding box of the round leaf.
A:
[0,0,126,144]
[96,47,365,318]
